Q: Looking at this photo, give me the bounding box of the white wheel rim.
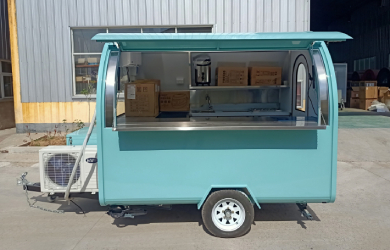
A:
[211,198,246,232]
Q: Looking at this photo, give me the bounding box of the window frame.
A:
[0,60,13,99]
[71,25,213,98]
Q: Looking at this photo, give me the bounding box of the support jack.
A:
[296,203,313,220]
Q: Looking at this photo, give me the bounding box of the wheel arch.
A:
[197,186,261,210]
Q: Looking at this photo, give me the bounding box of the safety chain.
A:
[20,172,64,214]
[23,184,64,214]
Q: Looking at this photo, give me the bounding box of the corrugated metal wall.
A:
[328,2,390,73]
[16,0,310,103]
[0,0,11,61]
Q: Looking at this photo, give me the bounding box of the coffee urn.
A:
[194,55,211,86]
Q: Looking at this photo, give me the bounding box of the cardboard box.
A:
[350,98,360,109]
[249,67,282,86]
[359,86,378,99]
[378,87,389,99]
[160,91,190,112]
[359,81,377,87]
[379,91,390,104]
[125,79,160,117]
[347,88,360,106]
[350,90,359,98]
[383,92,390,105]
[216,67,248,86]
[359,99,376,110]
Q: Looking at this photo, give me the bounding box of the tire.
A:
[201,190,254,238]
[47,195,57,203]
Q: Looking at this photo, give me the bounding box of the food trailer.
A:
[19,32,351,238]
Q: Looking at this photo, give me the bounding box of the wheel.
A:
[47,195,58,203]
[201,190,254,238]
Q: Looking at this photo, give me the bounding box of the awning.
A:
[92,32,352,51]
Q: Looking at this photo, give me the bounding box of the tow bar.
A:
[296,203,313,220]
[107,204,172,219]
[107,205,148,218]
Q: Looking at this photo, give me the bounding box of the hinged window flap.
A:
[92,32,351,51]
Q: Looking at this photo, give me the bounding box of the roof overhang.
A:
[92,32,352,51]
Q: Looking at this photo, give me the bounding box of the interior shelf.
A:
[189,85,289,90]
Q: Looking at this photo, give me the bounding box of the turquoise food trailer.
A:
[20,32,351,238]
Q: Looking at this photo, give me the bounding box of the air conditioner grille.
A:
[44,153,81,189]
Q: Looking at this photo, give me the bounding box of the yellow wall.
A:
[21,102,96,124]
[8,0,124,125]
[8,0,22,124]
[18,101,124,124]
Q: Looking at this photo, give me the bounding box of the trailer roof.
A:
[92,32,351,51]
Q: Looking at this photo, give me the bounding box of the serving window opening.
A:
[104,49,329,131]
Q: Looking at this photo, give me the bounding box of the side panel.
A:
[96,43,113,206]
[99,128,334,206]
[316,42,338,202]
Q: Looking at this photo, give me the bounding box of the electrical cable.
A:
[64,108,96,201]
[307,80,318,116]
[70,200,86,217]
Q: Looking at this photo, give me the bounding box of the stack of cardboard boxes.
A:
[359,86,377,110]
[347,81,390,110]
[125,79,191,117]
[347,81,386,110]
[216,66,282,86]
[348,87,360,108]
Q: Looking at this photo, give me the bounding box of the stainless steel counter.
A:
[114,115,326,131]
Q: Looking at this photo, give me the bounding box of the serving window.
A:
[104,50,328,131]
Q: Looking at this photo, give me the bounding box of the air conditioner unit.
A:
[39,146,98,194]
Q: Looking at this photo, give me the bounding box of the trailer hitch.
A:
[107,206,147,219]
[296,203,313,220]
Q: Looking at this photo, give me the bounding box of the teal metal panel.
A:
[315,41,339,202]
[66,127,97,146]
[98,129,333,206]
[96,43,115,206]
[197,185,261,210]
[92,32,352,51]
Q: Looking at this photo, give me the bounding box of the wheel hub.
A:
[212,198,246,232]
[224,208,233,220]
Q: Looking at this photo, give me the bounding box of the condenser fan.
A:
[46,153,80,187]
